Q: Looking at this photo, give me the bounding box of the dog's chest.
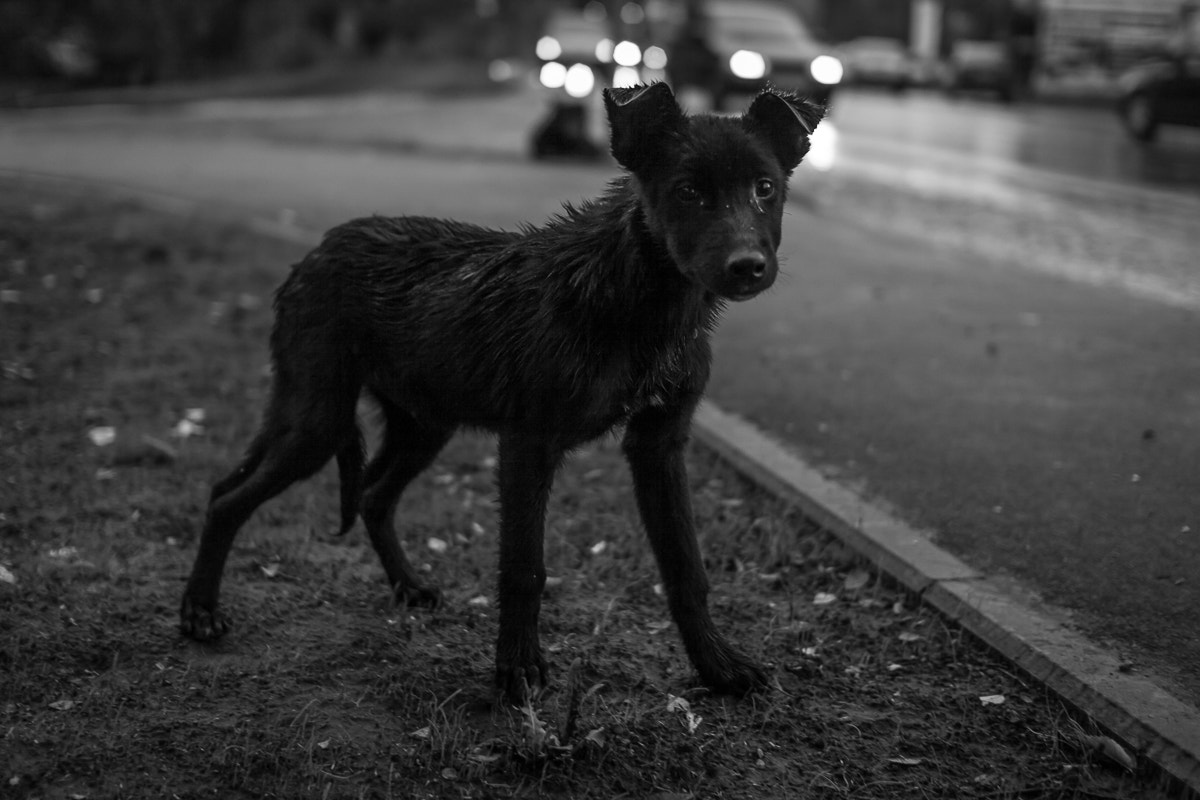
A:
[618,328,701,414]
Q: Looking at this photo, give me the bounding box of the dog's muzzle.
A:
[719,250,777,301]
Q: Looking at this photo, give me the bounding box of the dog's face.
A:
[604,83,825,301]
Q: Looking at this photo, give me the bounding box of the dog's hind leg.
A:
[180,425,343,640]
[181,367,361,641]
[359,401,453,609]
[623,401,768,696]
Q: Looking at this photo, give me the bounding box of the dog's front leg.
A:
[623,402,767,695]
[494,431,561,702]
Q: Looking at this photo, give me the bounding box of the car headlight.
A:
[539,61,567,89]
[730,50,767,80]
[811,54,843,85]
[595,37,615,63]
[613,40,642,67]
[564,63,595,98]
[536,36,562,62]
[613,65,641,88]
[642,45,668,70]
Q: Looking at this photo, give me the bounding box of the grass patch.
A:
[0,177,1166,798]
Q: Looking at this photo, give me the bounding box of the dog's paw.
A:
[696,647,769,697]
[495,648,549,705]
[179,596,230,642]
[393,583,442,610]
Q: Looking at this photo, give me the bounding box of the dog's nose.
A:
[725,252,768,281]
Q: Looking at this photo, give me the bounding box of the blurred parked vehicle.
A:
[1116,54,1200,142]
[837,36,912,91]
[668,0,842,109]
[531,8,612,160]
[944,40,1015,102]
[534,8,611,101]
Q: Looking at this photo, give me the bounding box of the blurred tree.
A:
[0,0,530,83]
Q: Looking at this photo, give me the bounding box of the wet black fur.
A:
[179,83,825,702]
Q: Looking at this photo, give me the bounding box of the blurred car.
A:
[534,8,611,99]
[945,40,1015,102]
[669,0,842,109]
[838,36,912,91]
[1116,55,1200,142]
[531,8,613,160]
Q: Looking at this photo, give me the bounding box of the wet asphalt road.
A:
[1,83,1197,707]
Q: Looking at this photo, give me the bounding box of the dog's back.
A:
[271,190,715,443]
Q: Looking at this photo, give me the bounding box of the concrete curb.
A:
[7,169,1198,796]
[692,401,1200,798]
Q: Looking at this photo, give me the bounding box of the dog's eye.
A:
[754,178,776,200]
[674,184,703,205]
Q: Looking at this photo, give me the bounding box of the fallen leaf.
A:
[49,699,75,711]
[888,757,922,766]
[665,697,702,734]
[1082,734,1136,771]
[426,537,448,554]
[584,727,606,747]
[843,569,870,591]
[172,419,204,438]
[666,695,690,714]
[467,753,501,765]
[260,563,281,578]
[410,726,431,739]
[979,694,1006,706]
[88,427,116,447]
[588,541,607,556]
[467,595,490,607]
[1067,719,1136,772]
[898,632,923,642]
[316,739,330,749]
[813,592,838,605]
[0,565,15,584]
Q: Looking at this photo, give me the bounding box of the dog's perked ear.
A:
[743,89,826,173]
[603,82,685,175]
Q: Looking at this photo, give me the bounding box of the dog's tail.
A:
[335,432,365,536]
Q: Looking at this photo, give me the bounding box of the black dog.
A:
[180,83,824,701]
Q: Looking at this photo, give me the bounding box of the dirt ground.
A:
[0,177,1171,798]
